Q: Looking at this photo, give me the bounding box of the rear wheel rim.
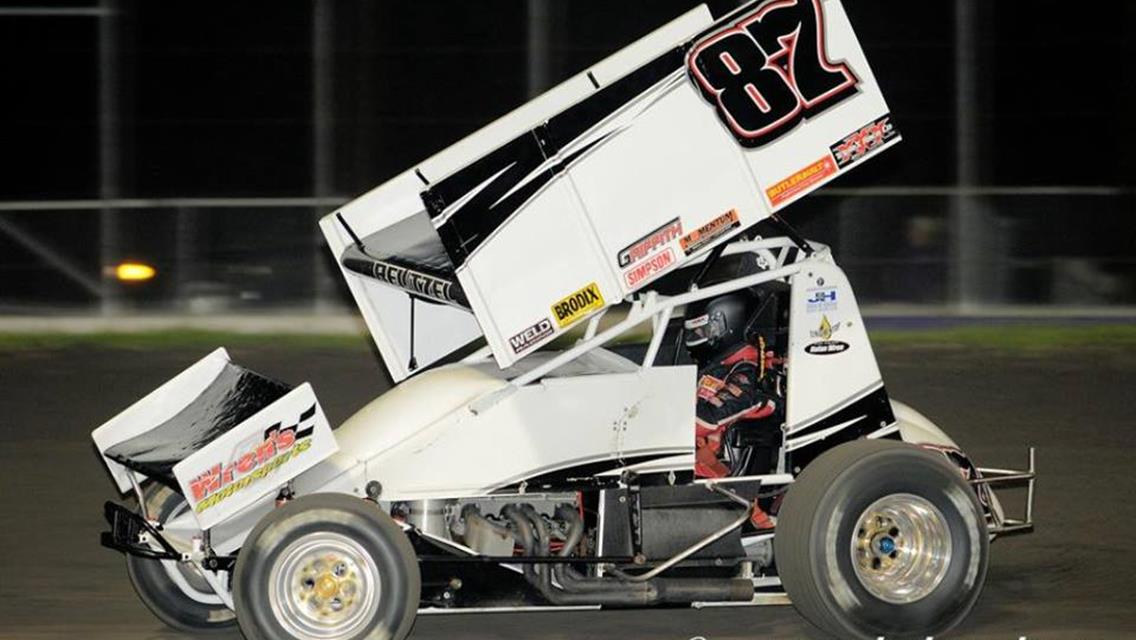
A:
[850,493,952,604]
[268,532,382,639]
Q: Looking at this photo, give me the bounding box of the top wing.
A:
[324,0,899,380]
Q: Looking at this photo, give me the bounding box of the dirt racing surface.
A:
[2,343,1134,639]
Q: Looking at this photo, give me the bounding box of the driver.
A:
[684,291,779,478]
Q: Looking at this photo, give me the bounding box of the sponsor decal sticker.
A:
[830,114,899,170]
[680,209,741,256]
[618,218,682,268]
[805,340,850,356]
[551,282,605,328]
[766,156,838,207]
[806,287,838,313]
[624,248,677,288]
[809,315,840,340]
[509,317,554,355]
[188,407,316,515]
[370,262,454,303]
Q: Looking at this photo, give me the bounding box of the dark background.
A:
[1,0,1134,309]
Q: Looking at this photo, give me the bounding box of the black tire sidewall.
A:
[778,441,989,639]
[125,485,236,632]
[233,494,420,640]
[816,452,987,637]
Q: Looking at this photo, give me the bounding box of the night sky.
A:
[1,1,1133,306]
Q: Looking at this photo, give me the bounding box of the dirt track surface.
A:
[2,344,1135,639]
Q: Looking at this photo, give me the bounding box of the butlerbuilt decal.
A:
[509,317,554,355]
[618,218,683,268]
[551,282,605,328]
[766,156,837,207]
[680,209,741,256]
[188,407,316,514]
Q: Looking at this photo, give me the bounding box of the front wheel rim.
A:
[268,532,382,639]
[850,493,952,604]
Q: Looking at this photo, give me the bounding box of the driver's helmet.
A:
[683,291,753,358]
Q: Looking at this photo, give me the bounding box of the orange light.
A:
[114,262,157,282]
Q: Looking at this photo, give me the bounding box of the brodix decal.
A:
[551,282,605,328]
[188,407,316,515]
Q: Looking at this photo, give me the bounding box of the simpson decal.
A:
[831,114,899,169]
[680,210,741,256]
[624,248,677,288]
[509,318,554,355]
[618,218,682,268]
[552,282,605,328]
[766,156,838,207]
[188,406,317,515]
[688,0,859,148]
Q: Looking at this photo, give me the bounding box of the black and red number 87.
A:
[688,0,859,148]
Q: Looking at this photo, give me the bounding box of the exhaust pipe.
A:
[502,503,753,606]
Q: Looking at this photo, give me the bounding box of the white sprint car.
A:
[93,2,1035,638]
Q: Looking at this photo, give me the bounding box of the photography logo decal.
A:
[618,218,682,268]
[551,282,605,328]
[509,318,554,354]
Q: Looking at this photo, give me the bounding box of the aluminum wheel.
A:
[850,493,952,604]
[268,532,382,639]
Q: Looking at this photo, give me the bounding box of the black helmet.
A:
[683,291,755,358]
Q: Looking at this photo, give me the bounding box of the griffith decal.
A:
[509,317,554,355]
[551,282,605,328]
[624,248,677,288]
[680,209,741,256]
[188,406,317,515]
[618,218,682,268]
[831,114,899,169]
[766,156,838,207]
[687,0,859,148]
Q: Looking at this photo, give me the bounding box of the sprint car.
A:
[93,2,1035,638]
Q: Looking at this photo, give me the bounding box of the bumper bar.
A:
[974,447,1036,536]
[100,500,183,561]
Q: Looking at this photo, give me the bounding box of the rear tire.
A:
[775,439,988,639]
[125,484,237,633]
[233,493,420,640]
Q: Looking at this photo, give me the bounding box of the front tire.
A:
[775,439,988,639]
[233,493,420,640]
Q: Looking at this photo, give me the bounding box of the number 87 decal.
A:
[688,0,859,148]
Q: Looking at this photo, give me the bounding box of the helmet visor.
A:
[684,311,727,348]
